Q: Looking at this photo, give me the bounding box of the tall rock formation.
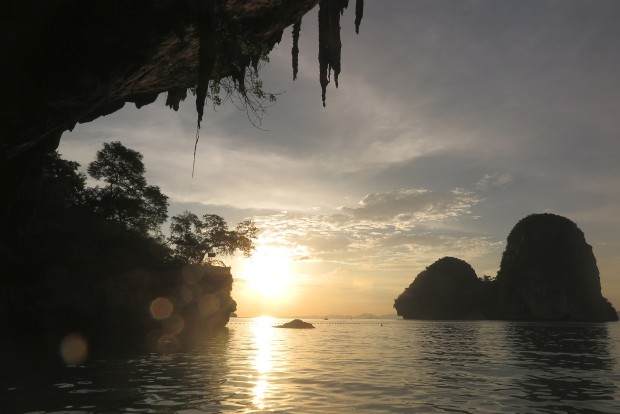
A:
[496,213,618,322]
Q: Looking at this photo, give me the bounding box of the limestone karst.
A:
[394,257,487,320]
[496,213,618,322]
[394,214,618,322]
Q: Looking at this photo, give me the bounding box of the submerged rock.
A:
[274,319,315,329]
[496,213,618,322]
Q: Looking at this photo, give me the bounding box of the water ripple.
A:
[3,320,620,413]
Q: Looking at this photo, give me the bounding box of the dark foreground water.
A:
[2,318,619,413]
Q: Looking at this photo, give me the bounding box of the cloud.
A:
[476,173,513,191]
[339,188,479,223]
[246,187,499,274]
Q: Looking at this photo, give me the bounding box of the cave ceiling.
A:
[1,0,364,163]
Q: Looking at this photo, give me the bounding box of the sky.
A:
[59,0,620,317]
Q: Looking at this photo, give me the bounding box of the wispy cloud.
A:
[476,173,513,191]
[249,188,499,272]
[339,188,478,223]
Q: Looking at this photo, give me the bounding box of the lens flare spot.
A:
[199,294,221,316]
[150,297,173,320]
[163,314,185,336]
[60,333,88,365]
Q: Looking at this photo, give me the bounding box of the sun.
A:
[238,244,295,299]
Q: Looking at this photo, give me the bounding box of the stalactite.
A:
[271,29,284,45]
[318,0,349,107]
[195,2,219,130]
[193,0,222,177]
[193,0,349,172]
[355,0,364,34]
[165,89,188,111]
[291,20,301,80]
[192,1,290,175]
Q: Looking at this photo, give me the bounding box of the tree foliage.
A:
[40,151,87,210]
[86,141,168,235]
[169,211,258,264]
[4,143,252,354]
[9,151,89,274]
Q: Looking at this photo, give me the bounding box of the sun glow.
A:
[238,242,298,299]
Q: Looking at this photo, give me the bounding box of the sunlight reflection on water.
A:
[2,319,620,413]
[251,316,275,410]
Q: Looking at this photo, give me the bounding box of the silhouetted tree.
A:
[169,211,258,263]
[86,141,168,235]
[2,146,247,356]
[8,151,88,277]
[40,151,87,208]
[477,275,499,318]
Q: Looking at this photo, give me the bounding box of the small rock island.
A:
[393,257,489,320]
[274,319,315,329]
[394,213,618,322]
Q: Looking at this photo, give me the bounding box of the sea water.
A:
[2,318,620,413]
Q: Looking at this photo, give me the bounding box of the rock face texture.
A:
[496,213,618,321]
[1,262,237,355]
[2,0,364,161]
[2,0,319,161]
[172,264,237,345]
[394,257,484,320]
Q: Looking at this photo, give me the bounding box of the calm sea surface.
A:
[3,318,620,413]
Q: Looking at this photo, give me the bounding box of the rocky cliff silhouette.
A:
[394,214,618,322]
[394,257,487,320]
[496,213,617,322]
